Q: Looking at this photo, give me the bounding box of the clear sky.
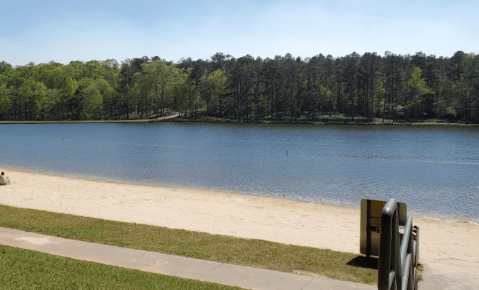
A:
[1,0,478,66]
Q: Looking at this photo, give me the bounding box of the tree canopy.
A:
[1,51,478,123]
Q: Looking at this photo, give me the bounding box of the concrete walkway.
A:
[0,227,374,290]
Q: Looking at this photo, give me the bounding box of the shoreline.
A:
[1,168,478,281]
[4,166,474,224]
[1,121,478,127]
[1,115,478,126]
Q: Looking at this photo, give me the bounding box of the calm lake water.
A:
[1,123,478,221]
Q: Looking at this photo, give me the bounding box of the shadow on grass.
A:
[347,255,378,270]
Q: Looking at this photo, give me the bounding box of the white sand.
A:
[1,169,478,284]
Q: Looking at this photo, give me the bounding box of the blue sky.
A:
[1,0,478,66]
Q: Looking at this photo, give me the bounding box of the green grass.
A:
[0,245,243,290]
[0,205,380,285]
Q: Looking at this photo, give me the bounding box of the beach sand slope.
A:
[0,169,478,288]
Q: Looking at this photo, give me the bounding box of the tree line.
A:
[0,51,478,123]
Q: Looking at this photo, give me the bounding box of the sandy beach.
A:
[0,168,478,287]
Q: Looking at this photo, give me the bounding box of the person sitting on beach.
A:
[0,172,9,185]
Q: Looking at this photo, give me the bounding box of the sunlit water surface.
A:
[1,123,478,221]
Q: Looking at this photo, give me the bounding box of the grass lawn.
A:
[0,244,243,290]
[0,205,381,285]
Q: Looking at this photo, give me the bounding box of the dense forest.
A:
[0,51,478,123]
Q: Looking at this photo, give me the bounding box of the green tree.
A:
[173,69,201,118]
[80,83,103,119]
[405,67,435,120]
[141,60,178,117]
[95,79,115,118]
[0,83,12,120]
[373,76,386,118]
[203,69,227,116]
[19,80,47,120]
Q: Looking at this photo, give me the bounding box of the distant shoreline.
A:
[1,115,478,126]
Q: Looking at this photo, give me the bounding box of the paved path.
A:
[0,227,374,290]
[156,112,179,121]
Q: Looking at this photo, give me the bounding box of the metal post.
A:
[378,198,398,290]
[378,198,419,290]
[366,199,371,258]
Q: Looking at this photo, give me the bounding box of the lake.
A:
[1,122,478,221]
